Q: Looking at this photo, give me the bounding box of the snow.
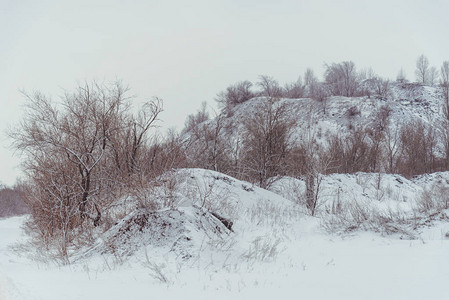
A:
[201,82,446,154]
[76,204,232,261]
[1,169,449,300]
[2,85,449,299]
[271,172,423,213]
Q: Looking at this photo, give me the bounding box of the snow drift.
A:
[80,205,232,260]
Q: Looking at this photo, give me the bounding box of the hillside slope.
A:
[217,82,444,144]
[1,168,449,300]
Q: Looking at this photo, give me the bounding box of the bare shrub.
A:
[240,98,295,188]
[216,80,255,115]
[128,175,161,211]
[247,200,301,227]
[304,68,317,87]
[0,184,28,218]
[429,66,439,86]
[326,129,372,174]
[304,170,324,217]
[440,61,449,170]
[397,68,408,83]
[418,189,436,213]
[415,54,430,84]
[373,77,392,99]
[441,61,449,114]
[417,185,449,213]
[322,199,415,238]
[289,105,335,216]
[359,76,391,99]
[242,236,283,263]
[325,188,343,215]
[10,81,163,260]
[185,175,230,210]
[283,77,305,98]
[309,82,331,114]
[398,120,437,177]
[184,111,232,173]
[324,61,360,97]
[157,170,184,209]
[383,121,402,174]
[257,75,283,98]
[302,141,339,216]
[143,247,171,284]
[183,101,209,133]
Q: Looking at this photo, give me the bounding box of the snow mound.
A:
[271,172,422,213]
[152,168,293,218]
[80,205,232,260]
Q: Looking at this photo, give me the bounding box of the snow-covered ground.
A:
[1,169,449,300]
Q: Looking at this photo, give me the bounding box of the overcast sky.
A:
[1,0,449,185]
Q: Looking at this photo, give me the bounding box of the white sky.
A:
[1,0,449,186]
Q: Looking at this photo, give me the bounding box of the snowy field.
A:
[1,169,449,300]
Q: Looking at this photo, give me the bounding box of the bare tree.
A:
[183,101,209,133]
[383,123,401,173]
[303,149,337,217]
[364,106,392,173]
[309,82,330,114]
[10,81,163,257]
[125,98,163,175]
[304,155,323,217]
[429,66,440,86]
[358,67,376,81]
[415,54,430,84]
[283,76,305,98]
[257,75,283,98]
[441,61,449,119]
[373,77,391,99]
[23,156,81,260]
[324,61,360,97]
[399,120,436,176]
[216,80,255,115]
[296,105,335,216]
[439,61,449,169]
[396,68,408,83]
[207,113,229,172]
[145,129,187,176]
[304,68,317,87]
[241,98,294,188]
[13,83,129,225]
[440,120,449,171]
[184,109,230,173]
[332,129,371,173]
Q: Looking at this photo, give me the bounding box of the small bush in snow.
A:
[242,236,283,263]
[417,185,449,213]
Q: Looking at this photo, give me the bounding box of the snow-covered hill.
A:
[1,168,449,300]
[201,82,445,147]
[271,171,449,237]
[2,83,449,299]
